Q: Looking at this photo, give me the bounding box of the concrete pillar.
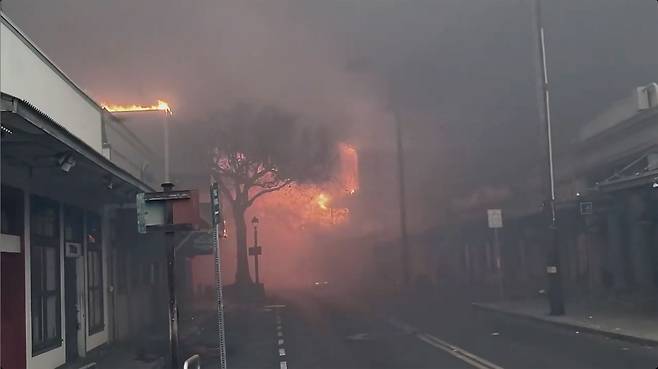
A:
[606,203,627,289]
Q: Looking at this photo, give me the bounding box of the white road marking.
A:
[274,305,288,366]
[387,318,503,369]
[418,333,504,369]
[346,332,369,341]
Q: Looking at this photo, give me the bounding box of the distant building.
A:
[434,83,658,302]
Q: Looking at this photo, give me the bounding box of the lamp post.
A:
[250,216,262,285]
[533,0,565,315]
[393,109,410,288]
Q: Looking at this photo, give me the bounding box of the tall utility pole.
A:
[107,101,180,366]
[394,110,410,287]
[163,109,171,185]
[161,108,179,368]
[533,0,565,315]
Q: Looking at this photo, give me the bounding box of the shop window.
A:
[30,195,61,354]
[87,213,104,335]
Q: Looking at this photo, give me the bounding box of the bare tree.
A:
[210,103,336,287]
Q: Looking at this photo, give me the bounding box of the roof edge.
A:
[1,11,111,117]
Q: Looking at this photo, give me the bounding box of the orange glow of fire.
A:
[316,193,330,210]
[253,143,359,228]
[101,99,172,114]
[339,143,359,195]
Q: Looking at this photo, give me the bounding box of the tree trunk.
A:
[233,206,252,286]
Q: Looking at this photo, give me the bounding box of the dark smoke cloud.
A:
[5,0,658,240]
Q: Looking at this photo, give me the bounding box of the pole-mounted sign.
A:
[210,181,228,369]
[487,209,503,229]
[136,188,200,369]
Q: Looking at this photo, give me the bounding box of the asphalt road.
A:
[244,288,658,369]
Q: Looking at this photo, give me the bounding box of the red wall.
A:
[1,251,26,369]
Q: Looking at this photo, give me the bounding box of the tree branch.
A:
[247,179,293,206]
[216,177,236,204]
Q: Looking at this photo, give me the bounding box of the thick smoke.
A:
[6,0,658,288]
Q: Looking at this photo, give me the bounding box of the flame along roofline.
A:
[101,100,172,114]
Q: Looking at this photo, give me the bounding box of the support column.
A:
[606,202,627,290]
[628,193,653,290]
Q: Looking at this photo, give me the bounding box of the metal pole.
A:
[394,110,411,287]
[210,182,228,369]
[254,224,260,284]
[163,111,171,184]
[493,228,504,300]
[163,183,180,369]
[0,1,3,362]
[533,0,565,315]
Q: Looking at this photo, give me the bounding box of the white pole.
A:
[163,111,171,185]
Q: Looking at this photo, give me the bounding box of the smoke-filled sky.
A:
[5,0,658,235]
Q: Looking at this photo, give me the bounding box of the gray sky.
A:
[5,0,658,232]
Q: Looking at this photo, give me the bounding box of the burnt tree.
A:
[209,104,336,287]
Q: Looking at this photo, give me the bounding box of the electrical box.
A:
[136,190,201,234]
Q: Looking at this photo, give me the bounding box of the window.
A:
[1,185,23,236]
[30,195,61,354]
[86,213,104,335]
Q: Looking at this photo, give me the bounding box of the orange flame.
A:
[339,143,359,195]
[101,99,172,114]
[253,142,359,228]
[316,193,330,210]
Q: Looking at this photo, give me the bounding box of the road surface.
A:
[225,288,658,369]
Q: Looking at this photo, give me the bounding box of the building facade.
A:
[427,83,658,304]
[1,12,169,369]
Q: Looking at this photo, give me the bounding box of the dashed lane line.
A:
[274,306,288,369]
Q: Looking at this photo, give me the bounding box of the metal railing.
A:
[183,354,201,369]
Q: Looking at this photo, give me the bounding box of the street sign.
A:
[136,190,200,234]
[248,246,263,256]
[487,209,503,228]
[136,193,165,234]
[579,201,593,215]
[211,182,221,226]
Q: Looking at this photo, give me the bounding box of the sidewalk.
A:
[472,297,658,346]
[57,345,164,369]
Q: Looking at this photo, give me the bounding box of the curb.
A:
[471,302,658,347]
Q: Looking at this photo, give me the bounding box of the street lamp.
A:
[249,216,262,285]
[533,0,565,315]
[393,109,410,287]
